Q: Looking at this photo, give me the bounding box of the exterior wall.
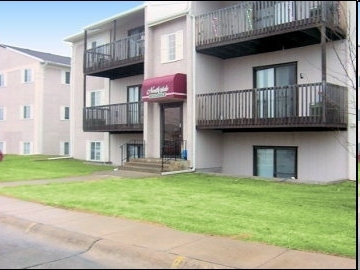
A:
[42,65,70,155]
[144,14,191,160]
[69,41,108,162]
[192,1,355,183]
[69,11,145,165]
[221,132,348,182]
[66,1,355,182]
[0,46,70,155]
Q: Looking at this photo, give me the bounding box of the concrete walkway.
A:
[0,170,356,269]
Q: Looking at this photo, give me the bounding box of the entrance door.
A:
[161,103,182,158]
[127,85,141,124]
[255,63,296,118]
[128,27,144,58]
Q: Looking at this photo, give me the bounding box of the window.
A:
[22,105,32,119]
[168,33,176,61]
[161,30,183,63]
[0,107,5,121]
[61,106,70,120]
[254,62,297,118]
[254,146,297,179]
[0,73,5,87]
[127,85,141,124]
[60,141,70,155]
[62,70,70,84]
[90,141,102,161]
[23,69,33,83]
[22,142,32,154]
[0,141,4,153]
[90,91,102,106]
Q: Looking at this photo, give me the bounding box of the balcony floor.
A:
[196,25,346,59]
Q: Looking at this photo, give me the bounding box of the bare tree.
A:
[323,1,357,159]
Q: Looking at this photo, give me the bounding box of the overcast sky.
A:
[0,1,143,57]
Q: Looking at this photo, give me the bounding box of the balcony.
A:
[196,82,347,131]
[84,33,144,80]
[83,102,144,133]
[195,1,346,59]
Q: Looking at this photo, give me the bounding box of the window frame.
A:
[22,142,32,155]
[161,30,183,63]
[253,145,298,179]
[60,141,70,155]
[23,68,33,83]
[0,73,6,87]
[61,106,70,120]
[62,70,70,84]
[0,107,5,121]
[90,141,102,161]
[22,105,32,119]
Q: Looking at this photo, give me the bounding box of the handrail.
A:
[196,82,347,128]
[120,140,145,166]
[161,139,187,171]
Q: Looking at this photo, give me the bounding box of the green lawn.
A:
[0,154,115,181]
[0,155,356,258]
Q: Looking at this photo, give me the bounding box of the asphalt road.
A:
[0,222,155,269]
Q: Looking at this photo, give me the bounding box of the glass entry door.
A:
[127,85,141,124]
[255,63,296,118]
[161,103,182,158]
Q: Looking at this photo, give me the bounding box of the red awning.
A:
[141,73,186,102]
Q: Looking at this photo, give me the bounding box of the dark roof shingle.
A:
[1,44,70,66]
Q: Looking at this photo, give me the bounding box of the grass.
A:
[0,155,356,259]
[0,154,115,181]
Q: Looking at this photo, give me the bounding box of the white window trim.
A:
[0,73,6,87]
[0,141,5,153]
[60,141,70,155]
[87,140,103,161]
[61,70,71,85]
[22,68,33,83]
[161,30,183,63]
[0,107,5,121]
[21,105,33,119]
[21,141,33,155]
[87,90,103,107]
[60,106,70,120]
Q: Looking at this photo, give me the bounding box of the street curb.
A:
[0,214,232,269]
[0,214,100,249]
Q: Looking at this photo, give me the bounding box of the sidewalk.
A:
[0,171,356,269]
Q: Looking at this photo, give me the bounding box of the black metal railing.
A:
[196,82,347,129]
[84,32,145,74]
[195,1,345,47]
[161,139,187,170]
[83,102,144,132]
[120,140,145,166]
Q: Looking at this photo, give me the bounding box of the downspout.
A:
[320,7,326,123]
[83,30,88,109]
[161,2,196,176]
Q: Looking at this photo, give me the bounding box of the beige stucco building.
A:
[0,45,71,155]
[64,1,356,183]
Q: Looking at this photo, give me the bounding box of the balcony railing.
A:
[84,33,144,79]
[83,102,144,132]
[196,82,347,130]
[195,1,346,58]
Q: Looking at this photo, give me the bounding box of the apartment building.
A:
[0,45,71,155]
[64,1,356,183]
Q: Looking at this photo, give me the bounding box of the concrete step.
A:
[119,158,190,174]
[120,164,163,174]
